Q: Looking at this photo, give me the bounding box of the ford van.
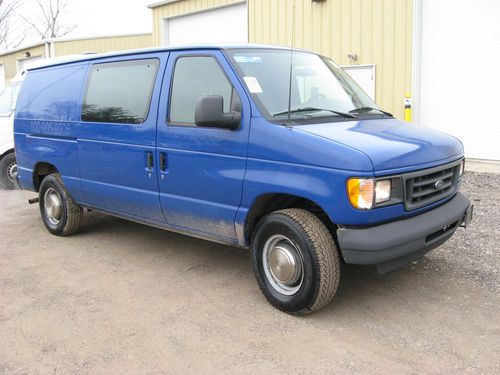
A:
[14,45,473,314]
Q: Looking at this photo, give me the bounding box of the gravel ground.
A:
[417,172,500,291]
[0,172,499,374]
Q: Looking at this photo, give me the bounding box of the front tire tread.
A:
[253,208,340,315]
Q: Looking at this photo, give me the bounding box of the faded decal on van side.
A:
[28,120,72,137]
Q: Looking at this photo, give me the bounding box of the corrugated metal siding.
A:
[0,45,46,82]
[0,34,152,83]
[248,0,413,119]
[151,0,243,46]
[54,34,153,56]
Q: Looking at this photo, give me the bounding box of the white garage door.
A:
[163,2,247,45]
[418,0,500,160]
[17,55,44,72]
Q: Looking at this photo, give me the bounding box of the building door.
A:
[342,65,376,101]
[163,2,248,45]
[417,0,500,160]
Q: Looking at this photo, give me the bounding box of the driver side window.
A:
[169,56,233,125]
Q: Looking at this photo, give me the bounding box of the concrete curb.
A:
[465,158,500,174]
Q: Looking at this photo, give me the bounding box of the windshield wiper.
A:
[273,107,357,118]
[349,106,393,117]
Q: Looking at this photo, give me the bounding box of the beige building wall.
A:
[0,34,153,83]
[0,44,46,82]
[54,33,153,56]
[248,0,413,119]
[150,0,413,118]
[151,0,242,46]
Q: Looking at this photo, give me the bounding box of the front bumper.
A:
[337,192,472,273]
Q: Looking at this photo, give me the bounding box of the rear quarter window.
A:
[82,59,159,124]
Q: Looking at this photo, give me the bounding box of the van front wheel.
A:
[39,174,83,236]
[251,208,340,315]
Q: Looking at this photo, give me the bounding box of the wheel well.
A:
[245,193,337,244]
[0,149,15,160]
[33,162,59,192]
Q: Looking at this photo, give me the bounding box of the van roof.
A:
[27,44,306,71]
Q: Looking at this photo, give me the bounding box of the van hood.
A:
[295,119,463,172]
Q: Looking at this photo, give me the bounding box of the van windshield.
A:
[0,82,21,117]
[226,49,381,123]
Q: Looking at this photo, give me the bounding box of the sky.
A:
[6,0,153,48]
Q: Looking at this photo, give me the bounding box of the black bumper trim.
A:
[337,192,471,273]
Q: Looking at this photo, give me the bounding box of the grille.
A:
[403,160,461,211]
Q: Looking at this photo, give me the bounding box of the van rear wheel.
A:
[251,208,340,315]
[39,173,83,236]
[0,152,18,190]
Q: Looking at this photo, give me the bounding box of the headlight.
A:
[347,178,392,210]
[375,179,391,203]
[459,159,465,177]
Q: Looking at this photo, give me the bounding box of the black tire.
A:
[251,208,340,315]
[39,173,83,236]
[0,152,18,190]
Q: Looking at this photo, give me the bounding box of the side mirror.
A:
[195,95,241,130]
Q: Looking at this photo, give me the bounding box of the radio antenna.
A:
[287,0,296,128]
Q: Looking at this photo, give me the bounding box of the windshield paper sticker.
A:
[234,56,262,63]
[243,76,263,94]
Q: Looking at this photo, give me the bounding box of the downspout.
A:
[411,0,423,123]
[49,40,56,58]
[44,41,50,58]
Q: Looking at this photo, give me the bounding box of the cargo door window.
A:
[82,59,159,124]
[168,56,233,125]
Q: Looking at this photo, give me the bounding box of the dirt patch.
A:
[1,173,499,374]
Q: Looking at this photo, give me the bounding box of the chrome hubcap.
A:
[7,162,17,183]
[262,235,304,295]
[44,187,62,225]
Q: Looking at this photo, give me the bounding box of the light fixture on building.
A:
[348,53,358,63]
[22,51,31,58]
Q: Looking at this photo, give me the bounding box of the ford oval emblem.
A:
[434,179,445,189]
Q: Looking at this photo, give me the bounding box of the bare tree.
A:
[21,0,76,40]
[0,0,25,49]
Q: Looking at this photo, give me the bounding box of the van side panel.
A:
[156,50,252,240]
[14,64,88,201]
[15,64,87,122]
[76,54,167,223]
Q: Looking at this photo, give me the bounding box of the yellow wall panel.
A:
[248,0,413,119]
[0,45,46,82]
[54,34,152,56]
[0,34,152,83]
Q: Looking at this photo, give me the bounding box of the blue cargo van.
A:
[14,45,472,314]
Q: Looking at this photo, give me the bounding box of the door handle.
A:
[159,152,167,172]
[146,151,154,170]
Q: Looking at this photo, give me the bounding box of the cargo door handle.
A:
[146,151,153,170]
[159,152,167,172]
